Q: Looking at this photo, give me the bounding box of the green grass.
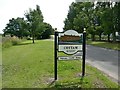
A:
[87,40,120,50]
[2,40,119,88]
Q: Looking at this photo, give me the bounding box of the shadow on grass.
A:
[48,77,84,88]
[15,42,33,46]
[48,80,56,87]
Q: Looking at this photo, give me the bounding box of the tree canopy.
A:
[3,5,54,43]
[64,2,120,42]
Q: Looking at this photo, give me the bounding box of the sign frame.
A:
[58,30,83,55]
[54,30,86,80]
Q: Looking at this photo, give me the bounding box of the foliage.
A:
[3,18,29,38]
[25,5,44,43]
[64,2,94,32]
[64,2,120,42]
[40,23,54,39]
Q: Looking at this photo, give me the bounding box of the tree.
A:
[3,4,54,42]
[73,11,89,33]
[3,17,29,38]
[40,23,54,39]
[64,2,94,37]
[64,2,80,30]
[3,18,16,37]
[25,5,44,43]
[96,2,119,42]
[15,17,29,38]
[95,26,103,41]
[64,1,119,42]
[112,2,120,42]
[99,2,113,42]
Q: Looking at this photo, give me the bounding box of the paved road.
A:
[75,45,119,83]
[86,45,119,83]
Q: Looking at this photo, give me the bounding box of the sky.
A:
[0,0,75,33]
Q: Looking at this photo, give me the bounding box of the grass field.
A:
[87,40,120,50]
[2,40,119,88]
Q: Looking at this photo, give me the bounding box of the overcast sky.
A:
[0,0,75,33]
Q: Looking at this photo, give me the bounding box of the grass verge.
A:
[87,40,120,50]
[2,36,22,49]
[2,40,119,88]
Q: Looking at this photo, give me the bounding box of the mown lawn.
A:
[87,40,120,50]
[2,40,119,88]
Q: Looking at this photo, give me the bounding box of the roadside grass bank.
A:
[2,36,25,49]
[87,40,120,50]
[2,40,119,88]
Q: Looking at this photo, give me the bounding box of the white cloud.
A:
[0,0,75,33]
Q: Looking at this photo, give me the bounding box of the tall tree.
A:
[64,2,79,30]
[25,5,44,43]
[99,2,113,42]
[112,2,120,42]
[64,2,94,36]
[64,1,119,42]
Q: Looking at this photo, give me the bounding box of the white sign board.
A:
[58,45,82,54]
[58,56,82,60]
[58,30,83,55]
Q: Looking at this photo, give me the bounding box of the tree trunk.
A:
[107,34,110,42]
[20,36,23,39]
[32,34,35,44]
[112,31,116,42]
[91,34,95,41]
[99,33,102,41]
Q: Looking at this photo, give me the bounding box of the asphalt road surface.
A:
[75,45,119,83]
